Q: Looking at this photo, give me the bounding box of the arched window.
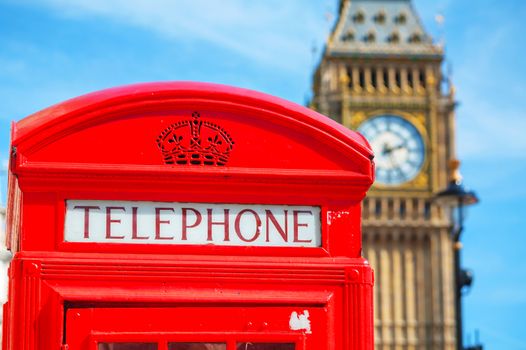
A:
[371,68,378,89]
[346,67,353,88]
[359,68,366,89]
[353,10,365,23]
[363,31,376,43]
[407,69,414,89]
[342,29,355,42]
[394,12,407,24]
[387,32,400,43]
[419,69,426,87]
[374,11,386,24]
[395,70,401,89]
[408,33,422,43]
[375,199,382,217]
[399,200,407,219]
[382,68,389,89]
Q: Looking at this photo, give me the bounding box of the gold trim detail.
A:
[349,111,367,129]
[426,72,437,87]
[372,166,429,191]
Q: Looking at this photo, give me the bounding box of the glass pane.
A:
[168,343,227,350]
[236,343,295,350]
[98,343,157,350]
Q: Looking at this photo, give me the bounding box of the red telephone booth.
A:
[4,82,374,350]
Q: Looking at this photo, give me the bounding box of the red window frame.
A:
[65,306,327,350]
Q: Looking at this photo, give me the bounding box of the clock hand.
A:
[391,143,406,151]
[383,142,405,155]
[381,143,391,156]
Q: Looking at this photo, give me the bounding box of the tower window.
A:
[399,200,407,219]
[409,33,422,43]
[395,70,401,88]
[407,70,414,89]
[371,68,378,89]
[424,201,432,220]
[387,32,400,43]
[382,68,389,88]
[419,69,426,87]
[375,200,382,217]
[353,11,365,23]
[342,29,355,42]
[359,69,366,88]
[346,67,353,88]
[394,13,407,24]
[363,31,376,43]
[374,11,386,24]
[412,198,419,220]
[387,199,394,219]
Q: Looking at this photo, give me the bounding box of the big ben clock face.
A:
[358,115,425,186]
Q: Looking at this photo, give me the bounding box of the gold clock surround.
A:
[350,110,430,192]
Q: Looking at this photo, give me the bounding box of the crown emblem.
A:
[157,112,234,166]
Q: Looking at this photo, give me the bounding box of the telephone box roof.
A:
[14,82,372,160]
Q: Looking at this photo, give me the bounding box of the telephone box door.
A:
[65,306,328,350]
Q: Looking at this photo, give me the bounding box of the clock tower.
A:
[312,0,457,349]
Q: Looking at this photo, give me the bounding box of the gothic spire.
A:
[328,0,442,58]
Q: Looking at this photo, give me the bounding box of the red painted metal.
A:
[4,82,375,350]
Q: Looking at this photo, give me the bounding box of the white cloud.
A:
[31,0,328,72]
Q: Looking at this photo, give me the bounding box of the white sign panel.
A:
[65,200,321,247]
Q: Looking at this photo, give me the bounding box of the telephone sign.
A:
[65,200,321,247]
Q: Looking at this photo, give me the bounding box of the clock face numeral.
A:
[358,115,425,186]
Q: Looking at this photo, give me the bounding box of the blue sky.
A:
[1,0,525,348]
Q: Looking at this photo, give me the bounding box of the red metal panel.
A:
[7,252,373,350]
